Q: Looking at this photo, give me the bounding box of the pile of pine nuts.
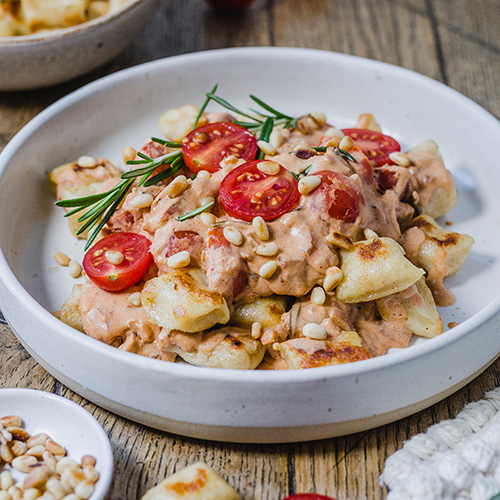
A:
[0,415,99,500]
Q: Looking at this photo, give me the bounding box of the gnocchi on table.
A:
[51,88,474,370]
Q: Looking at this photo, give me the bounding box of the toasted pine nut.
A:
[44,439,65,457]
[130,193,154,208]
[197,170,210,179]
[298,175,321,195]
[74,480,94,499]
[68,260,82,279]
[7,486,21,500]
[389,151,410,167]
[258,261,277,279]
[122,146,137,163]
[269,130,283,149]
[323,266,343,291]
[105,250,124,265]
[60,495,78,500]
[10,439,27,457]
[223,226,243,246]
[166,175,188,198]
[200,212,216,226]
[27,444,46,458]
[81,456,96,468]
[320,137,339,148]
[0,491,11,500]
[255,242,278,257]
[355,113,381,132]
[45,477,66,499]
[23,463,52,489]
[53,252,70,267]
[310,112,327,126]
[61,466,85,488]
[7,427,29,443]
[55,458,79,476]
[0,417,21,428]
[303,323,327,340]
[257,160,280,175]
[0,444,14,463]
[324,127,344,139]
[257,140,276,156]
[12,454,37,473]
[252,216,269,242]
[251,322,262,340]
[200,195,215,206]
[0,429,12,445]
[311,286,326,305]
[128,292,142,307]
[0,470,14,490]
[167,250,191,269]
[364,228,378,240]
[24,488,42,500]
[339,135,354,151]
[43,451,57,470]
[326,231,353,250]
[82,465,99,483]
[76,156,97,169]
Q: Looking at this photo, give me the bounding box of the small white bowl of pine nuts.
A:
[0,389,113,500]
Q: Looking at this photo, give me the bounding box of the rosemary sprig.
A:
[257,117,274,160]
[193,84,218,129]
[313,146,355,163]
[176,201,215,221]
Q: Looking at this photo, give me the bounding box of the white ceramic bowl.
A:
[0,47,500,443]
[0,0,159,91]
[0,388,113,499]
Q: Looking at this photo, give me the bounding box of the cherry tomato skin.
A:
[182,122,258,174]
[309,170,365,223]
[282,494,338,500]
[219,160,300,222]
[341,128,400,167]
[83,232,152,292]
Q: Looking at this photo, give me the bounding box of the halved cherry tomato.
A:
[83,232,152,292]
[309,170,365,223]
[341,128,400,167]
[219,160,299,222]
[182,122,258,174]
[282,494,338,500]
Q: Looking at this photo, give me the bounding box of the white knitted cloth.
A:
[380,387,500,500]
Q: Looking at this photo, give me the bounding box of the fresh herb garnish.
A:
[313,146,355,163]
[176,201,215,221]
[257,117,274,160]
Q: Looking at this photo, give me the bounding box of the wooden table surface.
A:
[1,1,500,498]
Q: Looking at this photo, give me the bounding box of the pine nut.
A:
[255,242,278,257]
[80,456,96,468]
[269,130,283,149]
[61,466,85,488]
[23,463,52,489]
[200,212,216,226]
[24,489,42,500]
[167,250,191,269]
[53,252,70,267]
[200,195,215,206]
[258,261,277,279]
[12,454,37,473]
[130,193,154,208]
[27,445,46,458]
[7,427,29,442]
[251,322,262,339]
[43,451,57,470]
[257,140,276,156]
[0,444,14,463]
[55,458,79,476]
[364,228,378,240]
[44,439,65,457]
[27,433,48,448]
[223,227,243,246]
[197,170,210,179]
[323,266,343,291]
[252,216,269,241]
[40,492,58,500]
[324,127,344,139]
[303,323,327,340]
[339,135,354,151]
[389,151,410,167]
[122,146,137,163]
[0,492,10,500]
[298,175,321,195]
[166,175,188,198]
[326,231,353,250]
[0,471,14,490]
[82,465,99,483]
[0,429,12,445]
[257,160,280,175]
[68,260,82,279]
[7,486,21,500]
[104,250,124,265]
[0,417,21,428]
[311,286,326,305]
[128,292,142,307]
[60,495,78,500]
[320,137,339,148]
[45,478,66,499]
[76,156,97,169]
[310,112,327,126]
[74,480,94,499]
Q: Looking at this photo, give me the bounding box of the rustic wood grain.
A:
[1,1,500,499]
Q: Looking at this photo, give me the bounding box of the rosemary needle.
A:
[176,201,215,221]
